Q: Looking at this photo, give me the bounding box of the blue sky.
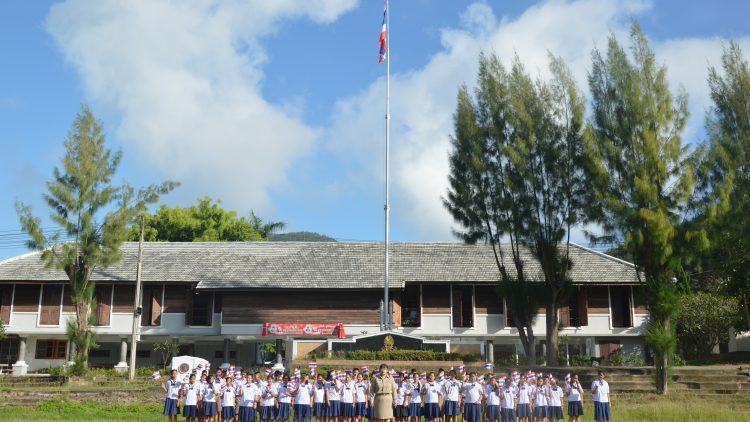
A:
[1,0,750,260]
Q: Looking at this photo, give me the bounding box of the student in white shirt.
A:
[203,375,220,422]
[238,373,261,422]
[461,373,483,422]
[591,371,611,422]
[292,373,314,422]
[405,373,423,422]
[354,373,369,422]
[221,377,238,422]
[443,370,462,422]
[162,370,182,422]
[312,374,328,422]
[277,374,294,422]
[340,373,356,422]
[198,373,208,421]
[326,373,342,422]
[547,378,564,422]
[394,377,408,422]
[422,372,444,422]
[261,374,277,422]
[565,374,584,422]
[484,376,501,422]
[532,377,548,421]
[516,376,532,422]
[182,374,201,422]
[500,377,516,422]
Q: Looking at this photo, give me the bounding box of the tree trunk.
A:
[74,299,91,368]
[655,315,671,395]
[515,316,536,366]
[546,298,560,366]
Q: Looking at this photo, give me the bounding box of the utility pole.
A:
[128,215,145,380]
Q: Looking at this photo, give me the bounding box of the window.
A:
[189,292,213,326]
[214,350,237,359]
[401,284,421,327]
[141,285,163,326]
[89,349,111,358]
[610,286,633,328]
[451,285,474,328]
[35,340,67,360]
[136,350,151,358]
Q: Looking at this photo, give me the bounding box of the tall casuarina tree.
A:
[585,23,697,394]
[16,105,178,373]
[444,52,589,365]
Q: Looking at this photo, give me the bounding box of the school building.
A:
[0,242,652,374]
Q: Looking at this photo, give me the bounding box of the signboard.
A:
[263,323,345,338]
[171,355,211,383]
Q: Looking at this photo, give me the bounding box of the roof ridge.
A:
[0,250,39,266]
[569,242,636,269]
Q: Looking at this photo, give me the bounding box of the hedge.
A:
[323,350,482,362]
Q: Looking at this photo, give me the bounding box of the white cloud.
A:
[45,0,358,213]
[327,0,749,242]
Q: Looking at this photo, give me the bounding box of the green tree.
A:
[270,231,336,242]
[676,292,738,360]
[585,23,700,393]
[699,42,750,329]
[153,339,180,370]
[444,53,588,364]
[0,319,6,341]
[128,197,283,241]
[16,105,177,372]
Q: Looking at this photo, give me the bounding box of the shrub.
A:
[330,350,467,361]
[676,292,738,360]
[609,352,626,366]
[569,354,591,367]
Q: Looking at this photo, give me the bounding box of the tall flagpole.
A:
[383,0,391,331]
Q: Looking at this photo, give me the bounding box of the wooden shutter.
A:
[151,285,163,325]
[577,288,588,326]
[112,285,135,313]
[0,284,12,323]
[559,304,570,328]
[163,284,187,313]
[185,288,194,326]
[94,285,112,326]
[12,284,40,312]
[391,294,401,327]
[39,284,63,325]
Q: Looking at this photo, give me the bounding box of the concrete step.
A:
[672,374,749,383]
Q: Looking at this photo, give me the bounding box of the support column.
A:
[115,338,129,372]
[223,338,231,367]
[67,341,76,366]
[487,340,495,365]
[12,337,28,376]
[272,338,284,371]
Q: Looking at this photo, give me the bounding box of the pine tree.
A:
[585,23,696,394]
[16,105,177,372]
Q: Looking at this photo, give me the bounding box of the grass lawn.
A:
[0,394,749,421]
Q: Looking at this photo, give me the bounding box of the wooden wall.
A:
[586,286,610,314]
[421,284,450,314]
[474,285,502,314]
[221,290,381,324]
[12,284,39,312]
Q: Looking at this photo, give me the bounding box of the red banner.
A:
[263,323,345,338]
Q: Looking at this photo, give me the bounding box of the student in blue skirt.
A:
[261,374,278,422]
[221,377,238,422]
[203,375,220,422]
[340,373,356,422]
[404,373,423,422]
[531,377,548,422]
[546,378,563,422]
[515,376,532,422]
[591,371,611,422]
[565,374,583,422]
[423,372,443,422]
[293,373,314,422]
[354,373,369,422]
[198,373,208,422]
[485,376,501,422]
[238,372,262,422]
[461,373,483,422]
[163,369,182,422]
[183,374,201,422]
[277,374,294,422]
[500,377,516,422]
[326,373,343,422]
[443,370,462,422]
[394,375,408,422]
[312,374,328,422]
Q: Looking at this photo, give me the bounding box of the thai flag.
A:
[265,368,272,376]
[512,372,520,383]
[564,373,571,383]
[484,362,493,370]
[437,373,445,382]
[458,365,465,373]
[527,372,535,382]
[235,372,242,380]
[338,373,346,380]
[310,368,316,376]
[309,362,317,369]
[419,372,426,380]
[345,369,352,375]
[361,366,369,374]
[498,378,505,386]
[196,364,203,370]
[478,375,485,384]
[151,371,162,380]
[378,0,387,63]
[294,369,301,379]
[373,369,381,376]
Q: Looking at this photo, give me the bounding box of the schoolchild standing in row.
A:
[565,374,583,422]
[277,374,294,422]
[182,374,200,422]
[592,371,611,422]
[327,372,343,422]
[500,376,516,422]
[203,375,220,422]
[163,369,182,422]
[516,376,532,422]
[484,376,501,422]
[313,374,328,422]
[221,377,238,422]
[394,374,408,422]
[423,372,443,422]
[238,373,262,422]
[354,373,370,422]
[261,374,277,422]
[546,378,563,422]
[462,373,483,422]
[405,373,423,422]
[293,373,314,422]
[443,370,461,422]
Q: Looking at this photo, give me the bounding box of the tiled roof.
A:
[0,242,639,289]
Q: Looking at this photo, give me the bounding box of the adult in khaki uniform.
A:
[370,363,397,421]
